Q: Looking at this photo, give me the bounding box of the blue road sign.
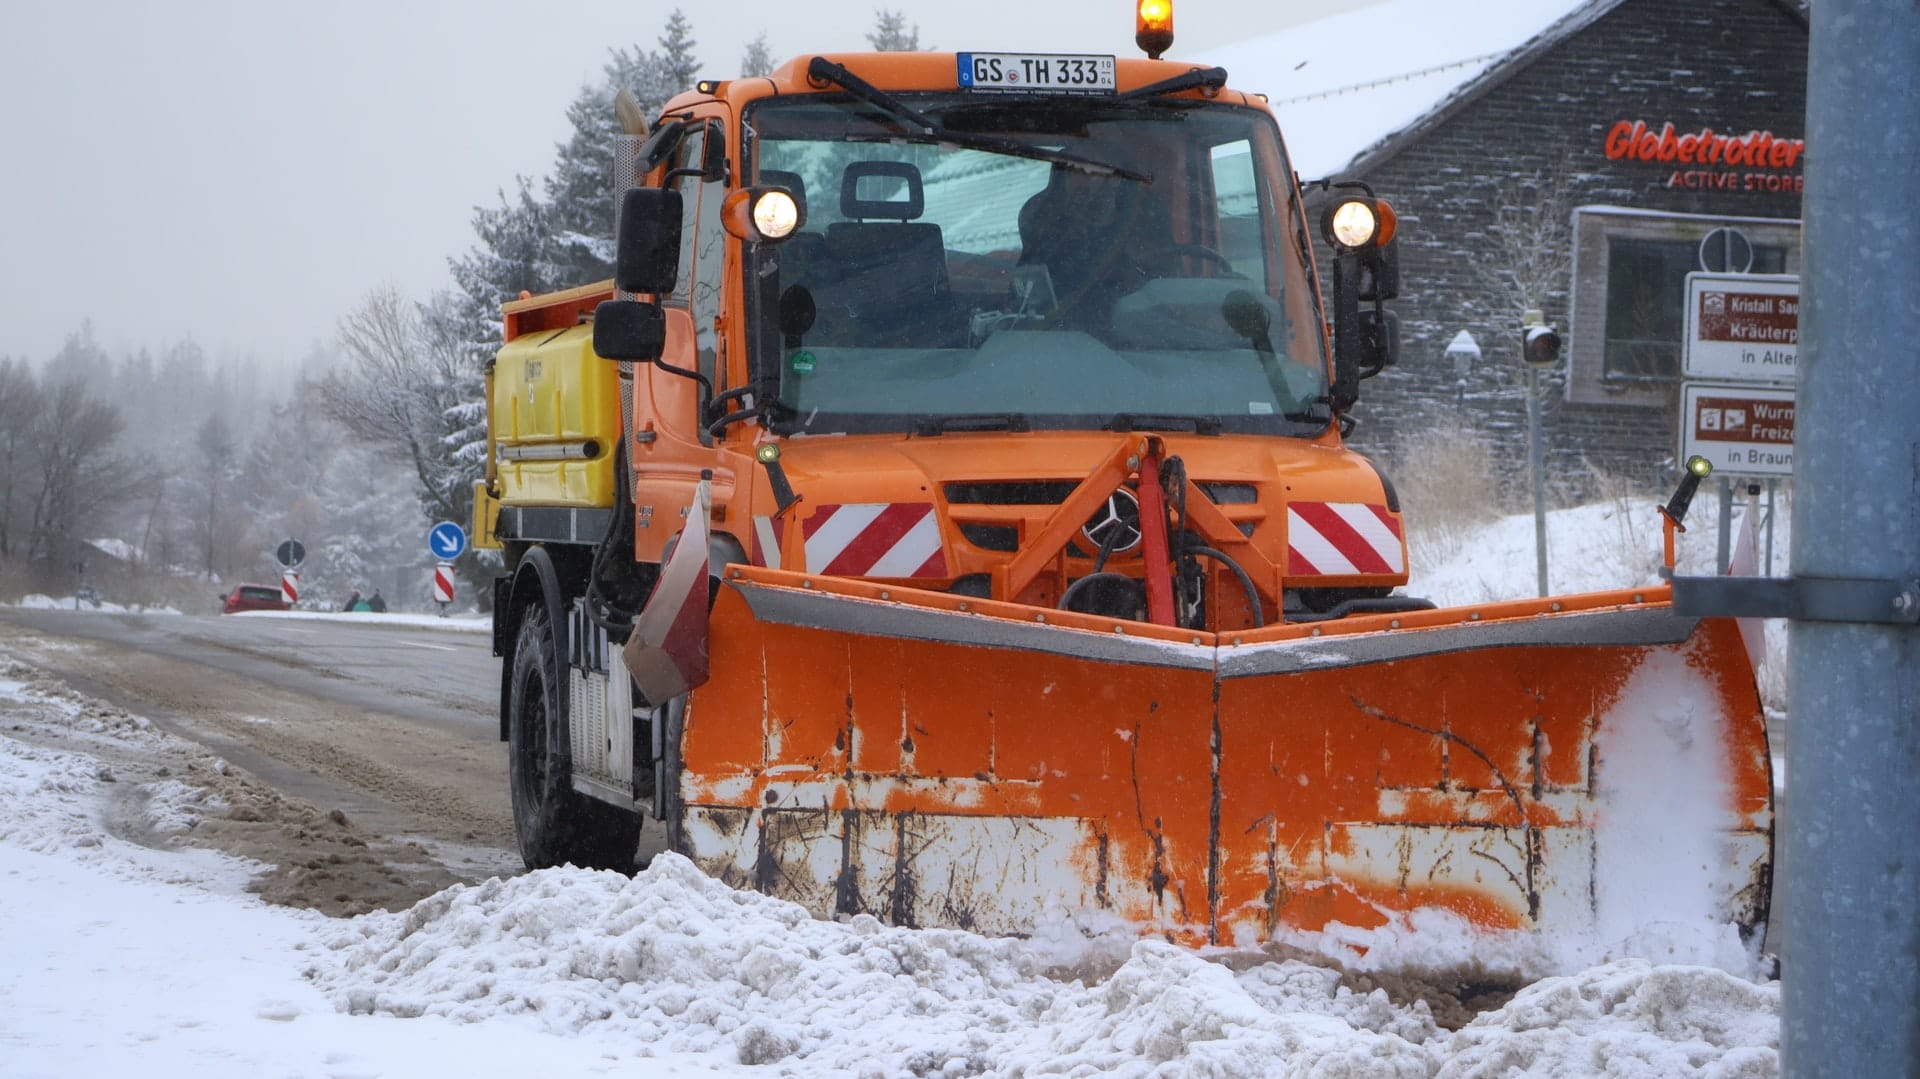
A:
[428,521,468,560]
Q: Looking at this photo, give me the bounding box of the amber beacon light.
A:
[1136,0,1174,59]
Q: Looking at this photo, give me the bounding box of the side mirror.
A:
[1357,308,1400,372]
[1329,244,1400,409]
[594,300,666,362]
[614,187,684,295]
[635,119,688,173]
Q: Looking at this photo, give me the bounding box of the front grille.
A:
[944,481,1078,505]
[1198,482,1259,505]
[958,523,1019,551]
[949,479,1256,507]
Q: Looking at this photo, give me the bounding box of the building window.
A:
[1603,238,1694,382]
[1569,208,1799,407]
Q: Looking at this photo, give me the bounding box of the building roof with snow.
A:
[1200,0,1809,180]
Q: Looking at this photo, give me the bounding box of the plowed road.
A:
[0,608,518,871]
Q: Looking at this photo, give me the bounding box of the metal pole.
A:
[1782,4,1920,1076]
[1715,476,1733,574]
[1765,479,1778,575]
[1526,366,1548,597]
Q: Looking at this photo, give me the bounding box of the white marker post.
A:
[432,561,455,617]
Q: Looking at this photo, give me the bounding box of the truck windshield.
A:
[744,93,1328,437]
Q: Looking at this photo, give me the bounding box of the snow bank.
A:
[1439,960,1780,1078]
[317,854,1437,1075]
[314,852,1778,1076]
[6,593,180,615]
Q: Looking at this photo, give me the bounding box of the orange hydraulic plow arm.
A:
[986,435,1283,625]
[1136,449,1175,625]
[991,435,1151,605]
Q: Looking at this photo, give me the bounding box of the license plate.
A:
[957,53,1116,93]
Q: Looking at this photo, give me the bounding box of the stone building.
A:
[1208,0,1808,492]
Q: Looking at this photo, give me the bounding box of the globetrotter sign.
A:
[1603,119,1805,193]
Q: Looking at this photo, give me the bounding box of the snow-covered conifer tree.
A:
[867,10,926,51]
[741,33,775,77]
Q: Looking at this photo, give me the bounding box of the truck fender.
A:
[499,546,568,742]
[709,530,748,579]
[656,528,748,599]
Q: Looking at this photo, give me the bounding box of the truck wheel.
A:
[507,600,641,872]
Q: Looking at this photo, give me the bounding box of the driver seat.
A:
[1016,167,1165,327]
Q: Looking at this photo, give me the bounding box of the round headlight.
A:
[1326,200,1379,249]
[755,442,782,464]
[752,190,801,240]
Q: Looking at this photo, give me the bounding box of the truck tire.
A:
[507,599,641,872]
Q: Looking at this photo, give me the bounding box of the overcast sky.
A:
[0,1,1361,371]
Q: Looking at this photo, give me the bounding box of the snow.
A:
[0,499,1785,1076]
[1198,0,1593,178]
[1585,651,1754,975]
[3,596,489,634]
[234,608,493,634]
[8,593,180,615]
[84,536,141,563]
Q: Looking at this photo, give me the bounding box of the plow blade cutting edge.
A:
[675,566,1772,957]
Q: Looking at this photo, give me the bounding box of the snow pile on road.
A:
[313,852,1779,1076]
[238,608,490,631]
[1443,961,1780,1077]
[6,592,180,615]
[318,856,1436,1075]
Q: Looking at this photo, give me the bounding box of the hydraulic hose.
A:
[1181,544,1264,629]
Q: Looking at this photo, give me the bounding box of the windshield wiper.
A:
[912,413,1031,436]
[807,56,1151,182]
[1116,66,1228,102]
[809,57,942,134]
[1104,413,1223,435]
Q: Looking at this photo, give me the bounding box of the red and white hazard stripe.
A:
[1286,502,1405,576]
[750,515,783,570]
[798,503,948,578]
[281,572,299,606]
[432,564,456,603]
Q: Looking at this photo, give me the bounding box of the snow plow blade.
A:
[677,566,1772,948]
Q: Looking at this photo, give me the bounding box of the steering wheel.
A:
[1136,243,1237,276]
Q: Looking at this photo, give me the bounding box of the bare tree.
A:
[136,473,174,572]
[195,414,239,577]
[23,376,137,572]
[318,287,487,548]
[0,358,44,560]
[1482,168,1574,328]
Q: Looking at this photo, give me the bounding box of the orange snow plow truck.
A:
[477,17,1771,952]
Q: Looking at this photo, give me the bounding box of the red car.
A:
[220,584,290,614]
